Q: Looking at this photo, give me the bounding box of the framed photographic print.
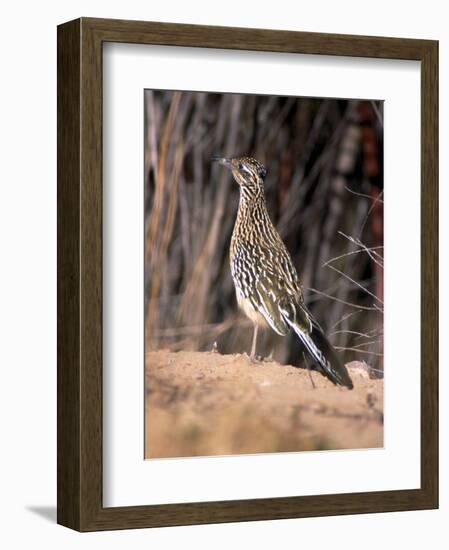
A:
[57,17,438,531]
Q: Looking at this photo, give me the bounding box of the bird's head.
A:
[212,155,267,197]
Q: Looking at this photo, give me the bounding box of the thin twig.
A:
[330,310,364,330]
[335,347,383,357]
[359,189,384,236]
[323,246,384,269]
[325,264,383,305]
[370,100,384,127]
[330,329,372,338]
[344,185,384,203]
[308,288,378,311]
[337,231,384,266]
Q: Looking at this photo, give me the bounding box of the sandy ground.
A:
[145,350,383,458]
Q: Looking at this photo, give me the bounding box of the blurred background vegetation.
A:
[144,90,383,374]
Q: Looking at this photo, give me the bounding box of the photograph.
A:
[52,10,438,535]
[144,89,384,459]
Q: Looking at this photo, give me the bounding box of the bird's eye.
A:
[238,163,243,170]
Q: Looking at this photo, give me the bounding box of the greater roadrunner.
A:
[213,155,353,389]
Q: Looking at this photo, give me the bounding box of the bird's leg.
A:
[303,352,316,389]
[250,324,259,362]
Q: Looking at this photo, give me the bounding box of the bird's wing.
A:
[231,235,306,335]
[252,241,305,335]
[251,273,290,336]
[231,241,293,335]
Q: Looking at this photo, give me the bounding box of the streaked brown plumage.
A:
[213,155,353,389]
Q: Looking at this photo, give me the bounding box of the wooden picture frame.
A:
[57,17,438,531]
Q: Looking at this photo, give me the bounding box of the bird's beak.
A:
[212,156,232,168]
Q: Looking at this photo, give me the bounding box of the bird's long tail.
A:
[280,301,353,389]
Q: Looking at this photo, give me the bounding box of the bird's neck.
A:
[237,188,266,215]
[233,189,273,242]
